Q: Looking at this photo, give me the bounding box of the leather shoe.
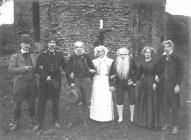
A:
[78,102,83,106]
[54,122,60,128]
[161,124,169,130]
[10,123,18,131]
[32,124,41,131]
[171,126,178,135]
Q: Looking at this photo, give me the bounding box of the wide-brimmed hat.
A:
[65,87,82,104]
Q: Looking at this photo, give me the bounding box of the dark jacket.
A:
[66,53,95,84]
[157,51,183,109]
[157,52,183,86]
[36,51,66,89]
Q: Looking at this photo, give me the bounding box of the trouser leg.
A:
[28,100,36,119]
[36,86,47,126]
[80,78,92,120]
[14,101,22,124]
[116,87,124,105]
[171,108,179,127]
[52,90,60,123]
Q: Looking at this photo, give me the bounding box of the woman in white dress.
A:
[90,45,114,122]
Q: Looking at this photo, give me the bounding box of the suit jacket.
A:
[36,51,66,89]
[66,53,95,84]
[109,58,137,88]
[158,52,183,86]
[157,51,183,108]
[8,51,39,100]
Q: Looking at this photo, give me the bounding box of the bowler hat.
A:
[46,36,57,43]
[20,34,31,43]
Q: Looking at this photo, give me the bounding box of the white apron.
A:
[90,57,114,122]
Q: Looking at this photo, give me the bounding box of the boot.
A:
[130,105,135,122]
[171,126,178,135]
[117,105,123,123]
[10,107,21,131]
[10,121,19,131]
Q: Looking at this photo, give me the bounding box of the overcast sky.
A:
[166,0,191,16]
[0,0,191,25]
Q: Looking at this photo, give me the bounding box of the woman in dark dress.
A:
[133,46,165,129]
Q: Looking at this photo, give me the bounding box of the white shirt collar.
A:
[162,50,173,56]
[20,49,28,54]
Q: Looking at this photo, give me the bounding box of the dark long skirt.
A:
[133,75,165,129]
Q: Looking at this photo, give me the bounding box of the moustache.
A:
[50,45,56,47]
[48,45,56,49]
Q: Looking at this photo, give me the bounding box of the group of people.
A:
[8,34,183,135]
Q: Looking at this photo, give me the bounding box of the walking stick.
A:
[109,71,117,137]
[111,87,116,136]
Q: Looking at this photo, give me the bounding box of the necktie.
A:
[22,52,30,57]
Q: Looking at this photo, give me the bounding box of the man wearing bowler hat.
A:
[8,34,39,131]
[33,37,66,131]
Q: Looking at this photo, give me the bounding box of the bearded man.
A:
[109,47,137,123]
[66,41,95,121]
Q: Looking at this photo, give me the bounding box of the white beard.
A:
[74,48,84,56]
[115,56,130,80]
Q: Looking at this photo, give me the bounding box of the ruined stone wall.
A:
[39,0,165,56]
[14,0,33,43]
[14,0,165,57]
[39,0,137,56]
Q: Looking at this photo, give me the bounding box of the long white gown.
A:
[90,56,114,122]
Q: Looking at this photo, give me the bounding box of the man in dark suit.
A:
[109,47,137,123]
[66,41,95,122]
[8,34,39,131]
[32,37,66,131]
[158,40,184,134]
[66,41,95,106]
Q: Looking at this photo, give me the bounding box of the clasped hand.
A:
[88,69,96,73]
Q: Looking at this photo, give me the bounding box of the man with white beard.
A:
[109,47,137,123]
[66,41,95,116]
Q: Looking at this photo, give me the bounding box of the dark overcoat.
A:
[66,53,95,84]
[157,51,184,109]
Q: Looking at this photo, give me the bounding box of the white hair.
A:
[74,41,85,55]
[162,40,174,48]
[116,47,129,56]
[74,41,84,47]
[115,48,130,79]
